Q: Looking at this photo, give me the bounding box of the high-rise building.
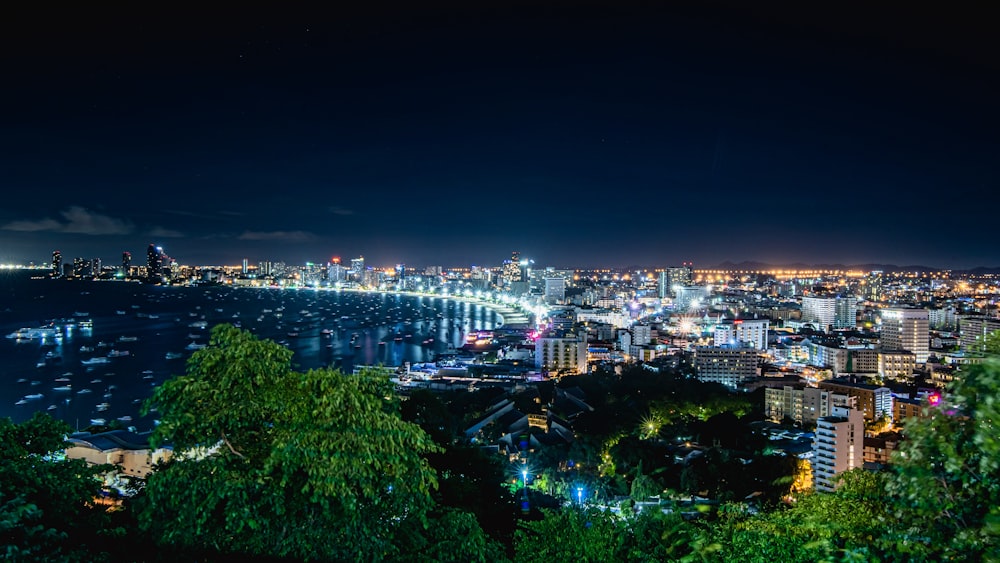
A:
[146,244,164,283]
[864,271,884,302]
[764,385,855,425]
[813,405,864,492]
[833,296,858,329]
[958,315,1000,353]
[51,250,62,278]
[350,256,365,282]
[818,378,893,422]
[715,319,769,350]
[121,251,131,276]
[90,258,102,277]
[544,277,566,304]
[535,332,588,374]
[802,296,836,332]
[501,250,523,287]
[242,258,249,275]
[880,307,929,363]
[694,345,759,388]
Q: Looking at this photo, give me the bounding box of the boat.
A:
[82,357,110,365]
[89,418,106,426]
[117,335,139,342]
[320,328,333,336]
[189,320,208,329]
[116,310,127,315]
[73,311,89,317]
[117,415,132,423]
[79,346,94,353]
[106,349,130,357]
[77,388,93,394]
[96,403,110,411]
[24,393,44,400]
[6,326,60,340]
[165,352,184,360]
[53,385,72,392]
[186,341,207,350]
[15,399,28,405]
[47,404,57,410]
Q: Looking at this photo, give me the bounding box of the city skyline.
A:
[1,4,997,268]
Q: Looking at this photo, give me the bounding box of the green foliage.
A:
[514,507,700,563]
[514,508,623,562]
[0,412,119,561]
[884,358,1000,561]
[140,324,450,560]
[701,470,891,563]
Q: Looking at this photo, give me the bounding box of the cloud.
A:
[2,206,134,235]
[238,230,315,242]
[329,206,355,216]
[148,226,184,237]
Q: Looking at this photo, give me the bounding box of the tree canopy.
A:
[139,324,458,560]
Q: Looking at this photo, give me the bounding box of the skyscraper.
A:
[121,251,131,277]
[813,405,864,492]
[51,250,62,278]
[864,271,884,302]
[802,296,836,332]
[146,244,164,283]
[880,307,930,363]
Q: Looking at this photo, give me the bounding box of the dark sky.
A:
[1,3,997,269]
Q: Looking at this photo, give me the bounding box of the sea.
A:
[0,270,501,430]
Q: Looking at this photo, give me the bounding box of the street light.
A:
[522,469,528,489]
[577,487,583,505]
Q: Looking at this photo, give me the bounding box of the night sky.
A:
[1,4,996,269]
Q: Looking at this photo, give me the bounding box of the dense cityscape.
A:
[4,242,1000,559]
[2,2,997,561]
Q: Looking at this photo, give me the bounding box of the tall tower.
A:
[865,271,883,302]
[880,308,930,363]
[813,405,864,492]
[146,244,163,283]
[51,250,62,278]
[121,251,131,277]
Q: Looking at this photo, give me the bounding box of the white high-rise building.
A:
[801,296,836,332]
[880,308,929,363]
[714,319,768,350]
[813,405,864,492]
[535,333,588,374]
[544,277,567,304]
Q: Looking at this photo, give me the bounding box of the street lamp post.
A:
[577,487,583,506]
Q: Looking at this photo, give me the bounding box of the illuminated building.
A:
[146,244,163,282]
[879,350,916,379]
[535,332,588,374]
[801,296,836,332]
[714,318,769,350]
[350,256,364,281]
[694,345,759,388]
[501,250,522,288]
[90,258,102,277]
[813,405,864,492]
[864,270,883,302]
[242,258,248,275]
[121,251,131,276]
[51,250,62,278]
[764,385,854,425]
[818,378,892,422]
[958,315,1000,353]
[880,307,929,363]
[544,277,566,304]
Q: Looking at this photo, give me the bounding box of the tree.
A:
[883,358,1000,560]
[139,324,457,560]
[0,412,121,561]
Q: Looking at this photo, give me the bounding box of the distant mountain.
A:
[707,261,1000,273]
